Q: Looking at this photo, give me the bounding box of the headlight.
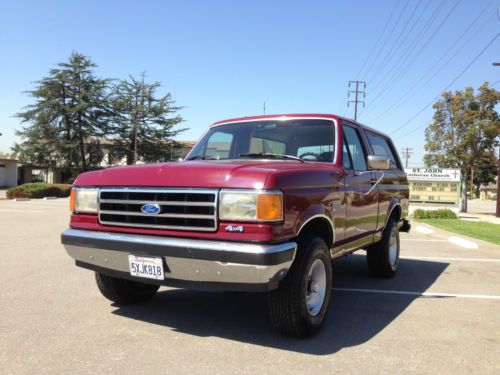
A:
[219,190,283,222]
[70,188,99,214]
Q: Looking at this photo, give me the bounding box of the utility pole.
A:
[400,147,413,168]
[263,101,266,115]
[348,81,366,121]
[493,62,500,217]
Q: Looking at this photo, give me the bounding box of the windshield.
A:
[187,119,336,162]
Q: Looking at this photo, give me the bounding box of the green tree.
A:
[108,73,185,165]
[13,52,109,174]
[473,151,498,196]
[424,83,500,212]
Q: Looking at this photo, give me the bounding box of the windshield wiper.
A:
[239,153,304,162]
[186,155,219,161]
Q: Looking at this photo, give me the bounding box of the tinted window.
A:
[366,132,399,169]
[342,140,352,169]
[250,137,286,154]
[343,125,367,170]
[188,120,336,162]
[205,131,233,159]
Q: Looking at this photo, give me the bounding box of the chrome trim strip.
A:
[297,214,335,247]
[99,210,214,219]
[364,172,385,196]
[99,188,219,195]
[384,203,402,229]
[62,229,296,256]
[99,199,216,207]
[96,221,217,232]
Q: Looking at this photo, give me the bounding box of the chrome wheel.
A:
[389,227,398,267]
[306,259,327,316]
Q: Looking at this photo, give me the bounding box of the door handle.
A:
[364,173,385,196]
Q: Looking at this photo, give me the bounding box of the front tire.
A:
[95,273,160,305]
[268,235,332,338]
[367,219,400,278]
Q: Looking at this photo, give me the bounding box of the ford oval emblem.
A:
[141,204,161,215]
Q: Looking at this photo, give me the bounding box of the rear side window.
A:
[366,132,400,169]
[343,125,367,170]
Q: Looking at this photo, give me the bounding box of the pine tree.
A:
[13,52,109,175]
[108,73,185,165]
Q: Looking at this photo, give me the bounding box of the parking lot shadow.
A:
[111,255,448,355]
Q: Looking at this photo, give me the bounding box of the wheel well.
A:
[389,204,401,223]
[298,217,334,249]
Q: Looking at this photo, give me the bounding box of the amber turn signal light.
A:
[257,193,283,221]
[69,189,75,212]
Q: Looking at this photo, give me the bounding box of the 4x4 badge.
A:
[225,225,244,233]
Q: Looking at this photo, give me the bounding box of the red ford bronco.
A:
[62,114,410,337]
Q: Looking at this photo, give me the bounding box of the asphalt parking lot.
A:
[1,199,500,374]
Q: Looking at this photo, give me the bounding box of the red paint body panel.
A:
[70,113,409,249]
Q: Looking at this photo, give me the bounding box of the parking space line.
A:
[333,287,500,300]
[448,236,478,249]
[401,256,500,262]
[415,226,435,234]
[401,239,448,242]
[0,209,44,213]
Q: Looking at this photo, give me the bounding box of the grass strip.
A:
[416,219,500,246]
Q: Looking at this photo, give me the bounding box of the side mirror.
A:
[368,155,390,170]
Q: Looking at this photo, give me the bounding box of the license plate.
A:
[128,255,164,280]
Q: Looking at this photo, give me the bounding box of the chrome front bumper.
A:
[61,229,297,292]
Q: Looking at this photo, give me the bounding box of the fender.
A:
[294,206,335,248]
[384,200,402,228]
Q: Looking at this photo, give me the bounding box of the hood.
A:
[74,160,315,189]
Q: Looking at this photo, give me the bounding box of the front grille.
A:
[98,189,218,232]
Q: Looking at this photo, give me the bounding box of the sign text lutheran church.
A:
[404,168,461,204]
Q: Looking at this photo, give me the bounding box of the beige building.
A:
[0,153,18,187]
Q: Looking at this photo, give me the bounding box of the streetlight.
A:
[493,62,500,217]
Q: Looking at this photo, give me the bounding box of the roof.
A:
[210,113,390,138]
[0,153,18,161]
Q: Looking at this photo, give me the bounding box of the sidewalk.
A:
[462,199,500,224]
[459,212,500,224]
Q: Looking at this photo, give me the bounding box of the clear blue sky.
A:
[1,0,498,166]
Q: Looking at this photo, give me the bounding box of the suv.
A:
[62,114,410,337]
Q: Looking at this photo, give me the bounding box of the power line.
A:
[364,0,413,82]
[347,81,366,121]
[391,32,500,135]
[356,0,400,80]
[367,3,496,123]
[394,78,500,142]
[365,0,423,88]
[362,1,407,81]
[363,0,461,118]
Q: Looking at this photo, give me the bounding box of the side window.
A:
[343,125,367,170]
[366,133,399,169]
[205,132,233,158]
[342,140,352,169]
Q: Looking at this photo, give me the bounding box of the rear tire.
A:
[268,235,332,338]
[367,219,400,278]
[95,273,160,305]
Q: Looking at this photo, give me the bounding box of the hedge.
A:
[412,208,458,220]
[6,183,72,199]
